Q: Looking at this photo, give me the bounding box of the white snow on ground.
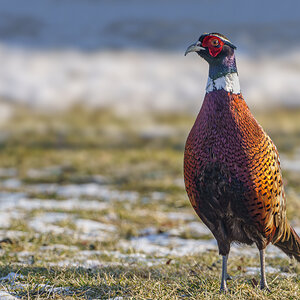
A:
[28,219,72,235]
[0,48,300,115]
[0,192,26,206]
[0,212,14,228]
[76,250,166,267]
[28,212,74,234]
[0,230,26,239]
[48,256,164,268]
[48,259,121,269]
[0,291,19,300]
[0,179,22,189]
[120,231,297,259]
[5,198,109,212]
[26,183,139,202]
[167,212,196,221]
[119,233,218,257]
[27,212,117,239]
[245,266,294,277]
[0,211,24,228]
[39,244,79,251]
[75,219,116,233]
[31,212,71,224]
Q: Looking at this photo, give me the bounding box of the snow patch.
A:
[120,234,217,256]
[245,266,293,277]
[75,219,116,233]
[167,212,196,221]
[27,183,139,202]
[14,198,109,211]
[28,212,74,234]
[0,291,19,300]
[120,232,294,259]
[0,179,22,189]
[39,244,79,251]
[0,48,300,114]
[0,211,24,228]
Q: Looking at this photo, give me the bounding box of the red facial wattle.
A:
[202,36,224,57]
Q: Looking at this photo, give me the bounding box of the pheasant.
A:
[184,32,300,292]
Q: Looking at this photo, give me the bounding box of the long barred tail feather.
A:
[274,225,300,262]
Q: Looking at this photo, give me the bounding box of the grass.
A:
[0,255,298,299]
[0,105,299,299]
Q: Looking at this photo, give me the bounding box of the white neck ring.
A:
[206,72,240,94]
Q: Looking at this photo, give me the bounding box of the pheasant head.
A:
[185,33,240,94]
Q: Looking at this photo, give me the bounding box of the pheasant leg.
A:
[220,255,228,293]
[225,254,232,280]
[259,249,270,291]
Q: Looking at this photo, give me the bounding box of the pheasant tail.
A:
[274,225,300,262]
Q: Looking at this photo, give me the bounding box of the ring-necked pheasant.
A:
[184,32,300,292]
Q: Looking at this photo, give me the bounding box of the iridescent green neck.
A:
[209,54,237,80]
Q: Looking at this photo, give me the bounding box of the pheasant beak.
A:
[184,41,204,56]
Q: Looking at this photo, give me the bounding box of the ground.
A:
[0,106,299,299]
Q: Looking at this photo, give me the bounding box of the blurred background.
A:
[0,0,299,298]
[1,0,300,114]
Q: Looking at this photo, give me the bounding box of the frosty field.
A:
[0,107,299,299]
[0,1,299,299]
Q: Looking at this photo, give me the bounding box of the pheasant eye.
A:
[211,39,219,46]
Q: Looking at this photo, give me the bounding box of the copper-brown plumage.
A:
[184,32,300,292]
[184,90,299,255]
